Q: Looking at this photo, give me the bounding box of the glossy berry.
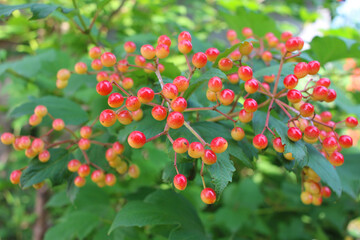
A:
[10,170,22,184]
[140,44,156,59]
[96,71,109,82]
[173,138,189,154]
[29,114,42,126]
[56,79,68,89]
[128,164,140,178]
[239,41,253,55]
[52,119,65,131]
[192,52,207,68]
[307,61,320,75]
[283,74,298,89]
[78,164,90,177]
[122,77,134,89]
[108,93,124,108]
[287,127,302,142]
[125,96,141,111]
[132,109,143,121]
[128,131,146,149]
[244,79,259,94]
[312,86,328,101]
[273,137,285,153]
[325,89,337,102]
[244,98,258,113]
[1,132,15,145]
[230,50,241,61]
[231,127,245,141]
[178,40,192,54]
[74,176,86,187]
[219,89,235,106]
[173,76,189,92]
[162,83,178,99]
[202,149,217,165]
[134,55,146,67]
[171,97,187,112]
[124,41,136,53]
[304,126,320,139]
[156,44,170,59]
[78,138,91,150]
[96,80,113,96]
[320,111,332,122]
[300,192,313,205]
[75,62,87,74]
[137,87,155,104]
[67,159,81,172]
[100,109,117,127]
[205,48,220,61]
[294,62,308,79]
[105,173,117,186]
[287,89,302,103]
[238,109,253,123]
[167,112,184,129]
[152,105,167,121]
[117,110,133,125]
[25,147,37,158]
[226,29,237,41]
[188,142,205,158]
[206,90,217,102]
[57,69,71,81]
[238,66,253,81]
[34,105,48,117]
[208,76,223,92]
[210,137,228,153]
[218,58,233,71]
[321,186,331,198]
[100,52,116,67]
[316,78,331,88]
[329,151,344,167]
[281,31,293,41]
[89,46,101,59]
[31,138,44,153]
[113,142,124,155]
[242,27,253,37]
[173,174,187,190]
[91,59,103,71]
[262,51,272,62]
[178,31,191,42]
[339,135,353,148]
[285,37,299,52]
[79,126,92,139]
[17,136,31,150]
[157,35,171,47]
[201,188,216,204]
[117,59,129,72]
[345,116,358,128]
[322,137,338,152]
[299,103,314,117]
[253,134,268,150]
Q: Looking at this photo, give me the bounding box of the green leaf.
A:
[0,3,73,19]
[109,190,208,240]
[207,151,235,196]
[335,154,360,199]
[10,96,88,125]
[253,62,297,83]
[20,149,72,188]
[227,140,254,168]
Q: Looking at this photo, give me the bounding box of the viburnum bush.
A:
[2,27,358,207]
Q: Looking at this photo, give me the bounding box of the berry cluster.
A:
[3,26,358,205]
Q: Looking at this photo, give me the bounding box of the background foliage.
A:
[0,0,360,239]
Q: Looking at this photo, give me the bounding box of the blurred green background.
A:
[0,0,360,239]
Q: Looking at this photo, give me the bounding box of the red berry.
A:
[78,164,90,177]
[287,127,302,142]
[158,35,171,47]
[96,80,113,96]
[29,114,42,126]
[242,27,253,37]
[239,41,253,55]
[101,52,116,67]
[128,164,140,178]
[208,76,223,92]
[316,78,331,88]
[322,137,338,152]
[78,138,91,150]
[192,52,207,68]
[320,111,332,122]
[31,138,44,153]
[52,119,65,131]
[57,69,71,81]
[117,110,133,125]
[171,97,187,112]
[125,96,141,111]
[155,44,170,59]
[294,62,308,78]
[226,29,237,41]
[140,44,156,59]
[281,31,293,41]
[74,176,86,187]
[34,105,48,117]
[105,173,117,186]
[244,79,259,94]
[312,86,328,101]
[1,132,15,145]
[299,103,314,117]
[230,50,241,61]
[261,51,272,62]
[219,89,235,106]
[202,149,217,165]
[122,77,134,89]
[173,76,189,92]
[128,131,146,149]
[238,66,253,81]
[273,137,285,153]
[218,57,233,71]
[188,142,205,158]
[10,170,22,184]
[253,134,268,150]
[67,159,81,172]
[206,90,217,102]
[91,170,105,183]
[231,127,245,141]
[91,59,103,71]
[25,147,37,158]
[151,105,167,121]
[137,87,155,103]
[167,112,184,129]
[283,74,298,89]
[244,98,258,113]
[99,109,117,127]
[210,137,228,153]
[227,74,239,84]
[75,62,87,74]
[307,61,320,75]
[339,135,353,148]
[205,48,220,61]
[267,36,278,48]
[325,89,337,102]
[162,83,178,99]
[108,93,124,108]
[329,151,344,167]
[96,71,109,82]
[173,174,187,190]
[287,89,302,103]
[117,59,129,72]
[135,55,146,67]
[300,191,313,204]
[178,40,192,54]
[124,41,136,53]
[345,116,358,128]
[285,37,299,52]
[89,46,101,59]
[178,31,192,42]
[173,138,189,154]
[113,142,125,154]
[321,186,331,198]
[304,126,320,139]
[201,188,216,204]
[238,109,253,123]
